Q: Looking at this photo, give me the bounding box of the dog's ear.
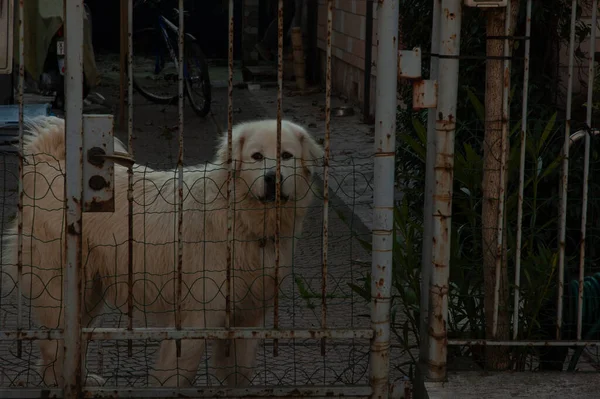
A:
[283,121,324,170]
[216,127,246,171]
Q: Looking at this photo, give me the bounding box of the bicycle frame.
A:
[153,9,197,79]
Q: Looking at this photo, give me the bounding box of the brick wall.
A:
[316,0,379,117]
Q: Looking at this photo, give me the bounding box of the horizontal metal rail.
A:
[449,339,600,347]
[0,328,373,341]
[0,386,373,398]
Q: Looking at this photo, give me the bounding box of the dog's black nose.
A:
[263,171,281,202]
[264,171,276,185]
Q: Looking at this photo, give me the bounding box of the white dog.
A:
[1,116,323,387]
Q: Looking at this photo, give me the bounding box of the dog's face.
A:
[217,120,323,204]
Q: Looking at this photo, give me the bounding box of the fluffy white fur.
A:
[1,116,323,387]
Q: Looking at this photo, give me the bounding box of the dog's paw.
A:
[84,373,106,386]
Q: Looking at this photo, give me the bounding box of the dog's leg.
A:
[36,300,105,387]
[212,309,263,387]
[149,313,206,387]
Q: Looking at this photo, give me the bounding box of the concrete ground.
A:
[423,371,600,399]
[0,55,412,396]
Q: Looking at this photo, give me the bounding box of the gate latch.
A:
[82,114,134,213]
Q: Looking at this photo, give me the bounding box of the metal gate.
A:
[0,0,399,397]
[420,0,600,385]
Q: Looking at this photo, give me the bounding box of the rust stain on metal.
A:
[224,0,235,359]
[320,1,333,356]
[273,0,286,358]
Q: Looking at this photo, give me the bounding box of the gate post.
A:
[369,0,398,398]
[420,0,442,366]
[64,0,85,396]
[427,0,462,381]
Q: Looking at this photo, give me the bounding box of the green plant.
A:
[347,84,600,373]
[339,196,422,376]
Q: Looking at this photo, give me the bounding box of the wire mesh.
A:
[0,0,403,396]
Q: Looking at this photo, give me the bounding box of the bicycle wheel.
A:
[132,27,179,104]
[184,38,211,117]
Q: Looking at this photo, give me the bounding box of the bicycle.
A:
[132,0,211,117]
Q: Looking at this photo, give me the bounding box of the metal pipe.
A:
[321,0,332,357]
[362,0,374,121]
[127,0,135,359]
[427,0,462,381]
[15,0,25,360]
[577,0,598,341]
[557,0,579,340]
[0,386,373,399]
[175,0,185,360]
[82,386,373,398]
[225,0,235,358]
[64,0,85,395]
[449,339,600,347]
[274,0,284,357]
[420,0,441,363]
[369,0,399,396]
[0,328,374,341]
[513,0,532,341]
[492,0,512,338]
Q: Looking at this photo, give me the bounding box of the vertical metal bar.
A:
[370,0,398,396]
[320,0,332,357]
[175,0,185,360]
[513,0,532,340]
[577,0,598,340]
[362,0,374,121]
[16,0,25,360]
[427,0,461,381]
[492,0,512,338]
[127,0,134,358]
[64,0,85,395]
[557,0,578,340]
[273,0,284,358]
[419,0,441,363]
[225,0,234,358]
[119,0,127,129]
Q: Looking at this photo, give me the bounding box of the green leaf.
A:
[466,87,485,121]
[538,112,557,151]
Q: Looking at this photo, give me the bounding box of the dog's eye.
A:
[281,152,293,160]
[251,152,263,161]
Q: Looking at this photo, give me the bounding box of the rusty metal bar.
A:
[420,0,441,362]
[174,0,185,360]
[15,0,25,360]
[492,0,512,338]
[83,386,373,398]
[64,0,85,395]
[0,386,373,398]
[577,0,598,341]
[126,0,135,359]
[449,339,600,347]
[427,0,461,381]
[119,0,127,129]
[320,0,333,357]
[512,0,532,340]
[370,0,398,396]
[225,0,235,358]
[0,328,374,341]
[273,0,284,358]
[557,0,578,341]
